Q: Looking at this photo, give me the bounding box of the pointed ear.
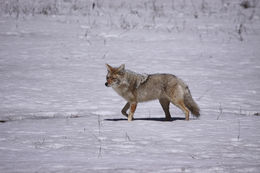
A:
[106,64,113,72]
[118,64,125,72]
[117,64,125,75]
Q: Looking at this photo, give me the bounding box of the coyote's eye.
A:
[106,76,116,81]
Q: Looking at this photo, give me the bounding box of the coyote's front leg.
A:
[128,103,137,121]
[121,102,130,118]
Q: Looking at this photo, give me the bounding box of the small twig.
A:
[238,24,244,41]
[33,137,46,149]
[98,145,102,158]
[190,154,197,159]
[125,132,131,141]
[190,0,198,18]
[98,114,102,135]
[102,51,108,59]
[83,118,103,158]
[237,119,241,141]
[217,103,223,120]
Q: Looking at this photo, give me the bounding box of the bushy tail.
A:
[184,87,200,117]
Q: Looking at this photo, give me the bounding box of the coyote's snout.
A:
[105,64,200,121]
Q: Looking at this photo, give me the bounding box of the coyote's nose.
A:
[105,82,108,87]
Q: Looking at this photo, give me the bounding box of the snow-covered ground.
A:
[0,1,260,172]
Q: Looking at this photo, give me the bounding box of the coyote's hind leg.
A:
[159,98,172,121]
[169,85,190,121]
[175,100,190,121]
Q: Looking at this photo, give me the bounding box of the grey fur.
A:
[106,64,200,121]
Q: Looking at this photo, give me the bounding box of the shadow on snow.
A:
[104,117,185,122]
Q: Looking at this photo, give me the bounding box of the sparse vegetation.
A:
[0,0,258,38]
[217,103,223,120]
[0,1,260,172]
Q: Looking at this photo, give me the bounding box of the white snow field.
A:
[0,0,260,172]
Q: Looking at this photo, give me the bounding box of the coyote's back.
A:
[105,64,200,121]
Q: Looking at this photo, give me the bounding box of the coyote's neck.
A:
[111,70,149,102]
[125,70,148,88]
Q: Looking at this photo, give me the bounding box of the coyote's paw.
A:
[128,115,133,121]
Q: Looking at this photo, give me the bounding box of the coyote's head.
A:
[105,64,125,87]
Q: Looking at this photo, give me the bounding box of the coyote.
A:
[105,64,200,121]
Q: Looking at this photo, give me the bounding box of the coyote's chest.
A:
[113,85,135,102]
